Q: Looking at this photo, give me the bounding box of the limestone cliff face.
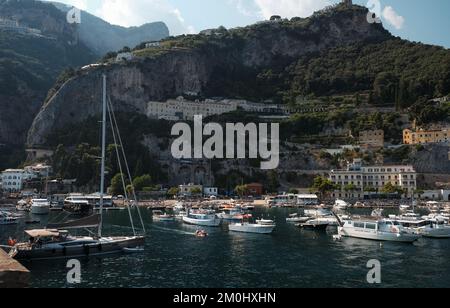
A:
[27,5,391,146]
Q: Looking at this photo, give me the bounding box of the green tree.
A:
[235,185,248,198]
[110,173,126,195]
[132,174,152,192]
[167,187,180,197]
[311,176,337,198]
[190,187,203,195]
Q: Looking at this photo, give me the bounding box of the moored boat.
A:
[338,219,420,243]
[229,222,275,234]
[30,199,50,215]
[183,210,221,227]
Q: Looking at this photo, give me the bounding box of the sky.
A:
[45,0,450,48]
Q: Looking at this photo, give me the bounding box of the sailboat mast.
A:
[99,74,107,238]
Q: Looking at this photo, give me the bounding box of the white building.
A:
[329,159,417,198]
[146,97,292,121]
[203,187,218,197]
[418,190,450,201]
[145,41,161,48]
[0,169,35,193]
[116,52,134,62]
[24,164,52,178]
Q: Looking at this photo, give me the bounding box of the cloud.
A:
[96,0,195,35]
[382,6,405,30]
[253,0,331,19]
[44,0,195,35]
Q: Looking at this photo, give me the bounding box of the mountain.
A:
[51,2,170,56]
[0,0,96,150]
[22,3,450,188]
[27,4,389,145]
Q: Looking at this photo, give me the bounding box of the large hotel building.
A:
[329,159,417,199]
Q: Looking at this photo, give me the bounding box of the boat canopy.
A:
[25,229,60,238]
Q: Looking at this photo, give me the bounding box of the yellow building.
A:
[359,130,384,148]
[403,127,449,145]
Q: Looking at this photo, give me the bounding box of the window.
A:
[366,223,377,230]
[354,222,365,229]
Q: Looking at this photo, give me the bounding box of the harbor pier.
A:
[0,249,29,288]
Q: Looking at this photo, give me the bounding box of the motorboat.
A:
[371,208,384,218]
[229,222,275,234]
[338,219,420,243]
[64,195,92,216]
[392,217,450,239]
[0,211,18,225]
[30,199,50,215]
[183,210,221,227]
[217,207,246,220]
[333,199,350,210]
[297,218,331,230]
[152,210,175,222]
[286,213,310,223]
[256,219,275,226]
[304,208,332,217]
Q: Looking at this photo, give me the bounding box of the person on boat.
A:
[7,237,17,247]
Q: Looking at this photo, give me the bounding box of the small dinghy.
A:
[195,230,208,238]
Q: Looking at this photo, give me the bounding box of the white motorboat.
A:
[338,219,420,243]
[30,199,50,215]
[0,211,18,225]
[217,207,246,220]
[286,213,310,223]
[183,211,221,227]
[304,208,332,217]
[393,217,450,239]
[256,219,275,226]
[334,199,350,210]
[371,208,384,218]
[152,210,175,222]
[229,222,275,234]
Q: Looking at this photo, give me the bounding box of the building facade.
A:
[146,97,292,121]
[179,184,203,196]
[0,169,35,192]
[403,127,449,145]
[329,159,417,198]
[359,130,384,148]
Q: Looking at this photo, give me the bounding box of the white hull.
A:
[31,205,50,215]
[421,227,450,238]
[183,216,221,227]
[229,223,275,234]
[339,227,419,243]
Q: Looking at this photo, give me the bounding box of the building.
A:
[179,184,203,196]
[26,148,54,161]
[203,187,218,197]
[403,127,449,145]
[417,190,450,201]
[24,164,52,178]
[116,52,134,62]
[146,97,292,121]
[329,159,417,198]
[0,169,35,192]
[145,41,161,48]
[359,130,384,148]
[246,183,264,197]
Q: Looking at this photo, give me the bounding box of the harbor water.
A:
[1,207,450,288]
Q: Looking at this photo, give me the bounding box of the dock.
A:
[0,249,30,288]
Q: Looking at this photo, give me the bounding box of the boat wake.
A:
[151,225,197,236]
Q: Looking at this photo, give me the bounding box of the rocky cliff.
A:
[51,2,170,55]
[27,4,392,146]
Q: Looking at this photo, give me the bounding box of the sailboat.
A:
[8,75,146,261]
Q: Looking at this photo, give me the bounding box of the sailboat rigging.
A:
[7,74,146,260]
